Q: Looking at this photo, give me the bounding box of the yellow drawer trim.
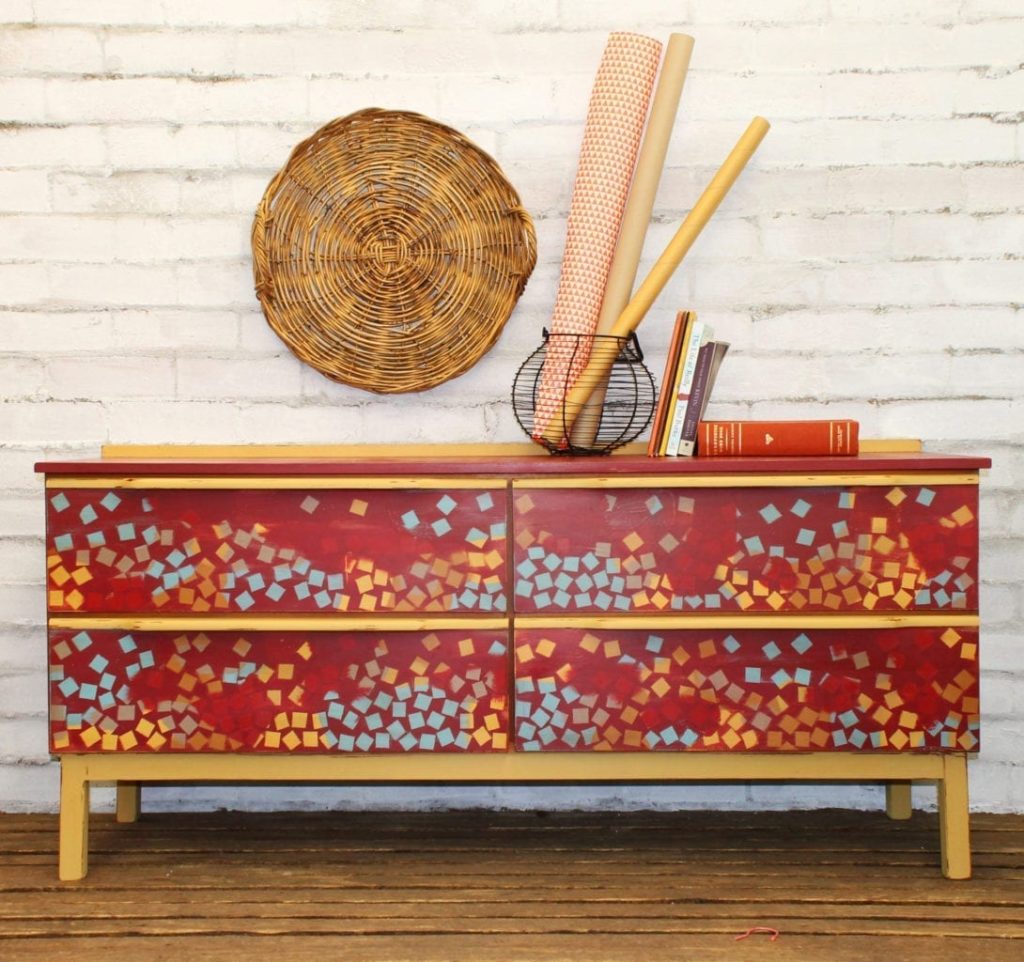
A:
[47,476,507,490]
[49,615,511,632]
[514,473,979,489]
[513,613,980,631]
[59,751,949,783]
[51,614,979,632]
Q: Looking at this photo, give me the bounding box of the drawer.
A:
[49,628,509,753]
[513,626,978,752]
[46,486,507,614]
[512,484,978,614]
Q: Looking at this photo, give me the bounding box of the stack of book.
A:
[647,310,729,457]
[647,310,862,458]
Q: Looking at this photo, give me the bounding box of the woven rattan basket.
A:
[252,108,537,394]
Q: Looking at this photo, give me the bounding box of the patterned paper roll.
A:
[570,33,695,447]
[532,31,662,443]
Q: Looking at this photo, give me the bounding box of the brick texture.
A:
[1,0,1021,812]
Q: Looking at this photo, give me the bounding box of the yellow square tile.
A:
[618,528,643,553]
[873,535,896,555]
[885,487,907,506]
[940,628,962,648]
[951,505,975,526]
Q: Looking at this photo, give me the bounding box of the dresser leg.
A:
[58,757,90,882]
[116,782,141,823]
[885,781,912,819]
[938,753,971,880]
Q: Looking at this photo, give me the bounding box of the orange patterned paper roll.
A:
[570,33,695,447]
[532,31,662,444]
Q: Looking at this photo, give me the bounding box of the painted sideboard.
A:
[36,443,990,880]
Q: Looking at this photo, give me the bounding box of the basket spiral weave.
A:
[252,108,537,394]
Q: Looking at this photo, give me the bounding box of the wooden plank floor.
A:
[1,808,1023,961]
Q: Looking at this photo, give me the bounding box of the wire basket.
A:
[252,108,537,394]
[512,331,656,455]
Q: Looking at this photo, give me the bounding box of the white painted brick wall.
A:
[1,0,1021,815]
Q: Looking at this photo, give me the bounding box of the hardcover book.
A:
[661,316,710,456]
[697,419,860,457]
[675,340,730,457]
[647,311,691,457]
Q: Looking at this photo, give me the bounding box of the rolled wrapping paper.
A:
[570,33,695,448]
[539,116,771,446]
[532,31,662,442]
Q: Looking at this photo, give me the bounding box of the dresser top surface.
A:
[36,445,992,477]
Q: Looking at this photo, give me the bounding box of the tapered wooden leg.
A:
[938,753,971,880]
[116,782,141,823]
[59,756,90,882]
[885,781,912,820]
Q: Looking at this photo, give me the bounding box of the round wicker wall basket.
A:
[252,108,537,394]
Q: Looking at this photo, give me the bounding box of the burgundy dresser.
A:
[37,443,989,879]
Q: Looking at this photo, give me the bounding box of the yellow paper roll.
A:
[571,33,695,447]
[541,116,770,445]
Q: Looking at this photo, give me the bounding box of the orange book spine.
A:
[646,311,690,456]
[697,419,860,456]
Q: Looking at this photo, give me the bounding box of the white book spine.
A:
[664,321,707,456]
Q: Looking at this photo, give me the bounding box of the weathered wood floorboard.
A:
[2,934,1024,962]
[1,810,1022,961]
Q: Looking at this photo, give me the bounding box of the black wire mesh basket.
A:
[512,331,656,455]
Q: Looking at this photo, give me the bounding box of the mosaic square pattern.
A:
[46,488,507,614]
[513,485,979,613]
[49,629,509,753]
[514,627,979,752]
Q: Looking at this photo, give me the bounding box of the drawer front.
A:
[50,628,509,753]
[513,484,978,614]
[514,626,978,752]
[46,486,507,614]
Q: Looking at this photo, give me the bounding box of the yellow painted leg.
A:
[58,756,90,882]
[885,781,912,820]
[116,782,141,823]
[938,753,971,880]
